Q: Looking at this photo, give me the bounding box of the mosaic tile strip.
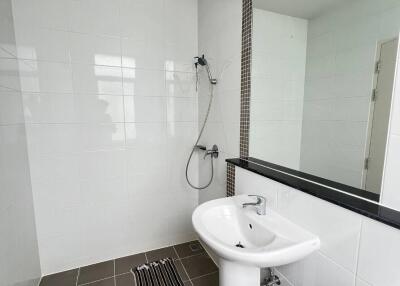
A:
[227,163,236,197]
[239,0,252,159]
[227,0,252,197]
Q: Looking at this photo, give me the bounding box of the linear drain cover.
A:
[235,242,245,248]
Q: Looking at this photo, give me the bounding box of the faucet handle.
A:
[248,195,266,204]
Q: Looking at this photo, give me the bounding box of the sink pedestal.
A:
[219,258,260,286]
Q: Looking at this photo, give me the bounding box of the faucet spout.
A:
[242,195,267,215]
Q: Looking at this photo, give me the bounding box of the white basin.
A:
[192,195,320,286]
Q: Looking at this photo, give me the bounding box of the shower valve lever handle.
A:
[203,145,219,159]
[194,145,207,150]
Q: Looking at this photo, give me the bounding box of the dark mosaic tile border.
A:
[226,0,253,197]
[239,0,252,159]
[226,163,235,197]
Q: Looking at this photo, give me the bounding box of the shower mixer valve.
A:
[203,145,219,159]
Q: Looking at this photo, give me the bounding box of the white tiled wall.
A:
[236,167,400,286]
[197,0,242,203]
[300,0,400,189]
[0,0,41,285]
[11,0,199,274]
[250,9,307,169]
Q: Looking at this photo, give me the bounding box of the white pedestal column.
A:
[219,258,260,286]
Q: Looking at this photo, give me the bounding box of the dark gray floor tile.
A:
[175,260,189,281]
[174,241,205,259]
[146,246,178,262]
[78,260,114,285]
[40,269,78,286]
[115,253,146,275]
[85,277,115,286]
[115,273,136,286]
[180,253,218,279]
[183,281,192,286]
[191,272,219,286]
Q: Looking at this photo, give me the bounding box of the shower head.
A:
[194,55,208,66]
[194,54,217,85]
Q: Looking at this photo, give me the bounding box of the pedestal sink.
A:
[192,195,320,286]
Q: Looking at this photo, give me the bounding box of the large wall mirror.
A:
[248,0,400,210]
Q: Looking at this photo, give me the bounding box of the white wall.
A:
[197,0,242,203]
[300,0,400,189]
[236,167,400,286]
[0,0,41,285]
[250,9,307,169]
[11,0,199,274]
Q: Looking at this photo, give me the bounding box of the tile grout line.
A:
[176,251,206,261]
[190,270,219,282]
[113,260,116,286]
[76,268,81,286]
[78,275,115,286]
[173,246,192,283]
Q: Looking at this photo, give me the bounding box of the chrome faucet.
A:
[242,195,266,215]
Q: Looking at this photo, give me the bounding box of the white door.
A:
[365,38,398,193]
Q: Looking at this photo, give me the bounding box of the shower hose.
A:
[185,83,215,190]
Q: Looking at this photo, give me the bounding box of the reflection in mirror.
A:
[249,0,400,206]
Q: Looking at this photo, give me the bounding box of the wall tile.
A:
[0,91,25,124]
[19,60,73,93]
[70,0,121,37]
[121,37,165,70]
[278,252,355,286]
[277,187,362,273]
[14,27,70,62]
[69,33,121,66]
[357,218,400,286]
[124,96,166,123]
[11,0,199,274]
[72,64,123,95]
[167,97,197,122]
[122,68,165,97]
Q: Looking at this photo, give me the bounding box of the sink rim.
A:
[192,195,320,268]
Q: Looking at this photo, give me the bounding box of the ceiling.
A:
[253,0,351,19]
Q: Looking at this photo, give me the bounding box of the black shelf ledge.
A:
[227,158,400,231]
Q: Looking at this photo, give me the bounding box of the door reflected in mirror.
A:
[249,0,400,206]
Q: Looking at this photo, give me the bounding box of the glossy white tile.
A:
[121,37,164,70]
[72,64,123,95]
[357,218,400,286]
[19,60,73,93]
[69,33,121,66]
[10,0,199,274]
[278,252,355,286]
[166,71,197,97]
[122,68,165,97]
[0,58,21,90]
[0,91,24,124]
[22,92,75,124]
[277,186,362,273]
[124,96,166,123]
[167,97,197,122]
[70,0,120,37]
[74,94,125,123]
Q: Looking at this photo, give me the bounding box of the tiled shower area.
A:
[1,0,241,284]
[0,0,240,285]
